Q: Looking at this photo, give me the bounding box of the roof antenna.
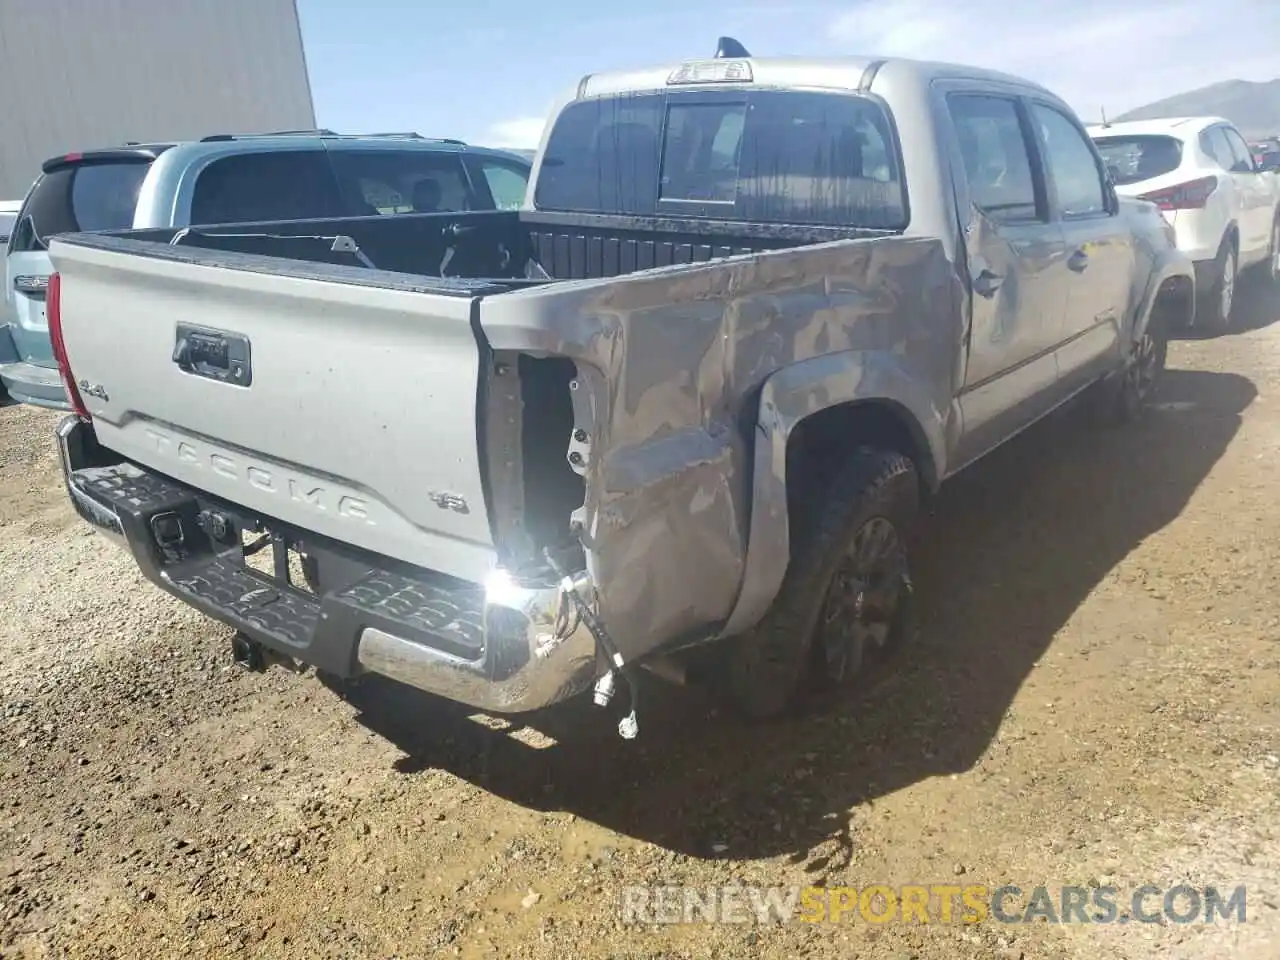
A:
[1100,105,1109,128]
[715,36,751,58]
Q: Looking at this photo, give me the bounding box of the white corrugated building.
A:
[0,0,315,199]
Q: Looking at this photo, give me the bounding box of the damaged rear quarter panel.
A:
[479,235,959,662]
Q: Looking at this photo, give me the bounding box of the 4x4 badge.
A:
[77,379,109,401]
[428,491,469,514]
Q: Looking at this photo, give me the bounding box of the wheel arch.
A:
[721,350,945,637]
[1134,250,1197,341]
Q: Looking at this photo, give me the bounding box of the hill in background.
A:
[1116,79,1280,139]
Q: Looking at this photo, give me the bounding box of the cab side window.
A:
[946,94,1040,224]
[1029,103,1109,218]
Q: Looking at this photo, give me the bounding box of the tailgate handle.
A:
[172,325,253,387]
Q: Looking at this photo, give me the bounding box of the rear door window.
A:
[189,150,347,224]
[1091,135,1183,185]
[535,90,906,228]
[945,94,1041,224]
[8,159,153,252]
[1221,127,1258,172]
[1201,128,1237,172]
[326,149,480,215]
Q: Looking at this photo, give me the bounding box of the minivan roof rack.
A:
[365,134,468,145]
[715,36,751,58]
[199,128,338,142]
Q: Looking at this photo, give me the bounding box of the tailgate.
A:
[49,236,497,582]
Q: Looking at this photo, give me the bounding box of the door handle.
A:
[1068,249,1090,272]
[973,268,1003,298]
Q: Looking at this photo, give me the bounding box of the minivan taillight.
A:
[46,272,91,421]
[1138,176,1220,211]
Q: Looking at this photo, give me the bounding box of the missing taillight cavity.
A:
[1139,176,1219,211]
[46,272,92,421]
[481,353,587,574]
[519,355,585,560]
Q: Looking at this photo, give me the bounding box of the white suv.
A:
[1089,117,1280,330]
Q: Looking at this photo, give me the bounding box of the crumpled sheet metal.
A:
[480,234,960,662]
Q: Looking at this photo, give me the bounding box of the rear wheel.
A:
[715,447,919,720]
[1268,217,1280,284]
[1114,318,1168,422]
[1201,237,1238,331]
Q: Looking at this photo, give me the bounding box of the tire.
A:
[1201,237,1238,331]
[1268,217,1280,285]
[714,447,920,721]
[1089,307,1169,426]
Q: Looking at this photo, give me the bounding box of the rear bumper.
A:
[1164,209,1224,265]
[56,416,600,714]
[0,357,70,409]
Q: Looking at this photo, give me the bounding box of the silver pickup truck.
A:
[47,42,1194,737]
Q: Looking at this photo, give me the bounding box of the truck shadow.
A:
[1177,269,1280,338]
[1232,271,1280,333]
[333,366,1254,862]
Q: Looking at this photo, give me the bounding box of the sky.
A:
[296,0,1279,149]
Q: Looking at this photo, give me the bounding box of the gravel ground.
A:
[2,277,1280,960]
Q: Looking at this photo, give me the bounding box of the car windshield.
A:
[8,159,153,252]
[534,89,907,229]
[1091,135,1183,185]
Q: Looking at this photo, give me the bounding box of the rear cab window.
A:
[1091,135,1183,185]
[534,89,907,229]
[8,157,154,252]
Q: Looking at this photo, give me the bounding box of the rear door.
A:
[940,87,1069,465]
[5,156,154,366]
[944,91,1067,385]
[1219,125,1273,260]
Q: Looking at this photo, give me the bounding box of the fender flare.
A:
[719,349,946,637]
[1132,247,1196,344]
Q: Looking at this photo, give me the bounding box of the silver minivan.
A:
[2,133,532,407]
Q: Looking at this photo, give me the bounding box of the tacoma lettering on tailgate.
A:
[143,428,373,523]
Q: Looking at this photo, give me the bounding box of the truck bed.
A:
[48,209,951,667]
[120,208,884,286]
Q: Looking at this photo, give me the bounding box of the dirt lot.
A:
[2,281,1280,960]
